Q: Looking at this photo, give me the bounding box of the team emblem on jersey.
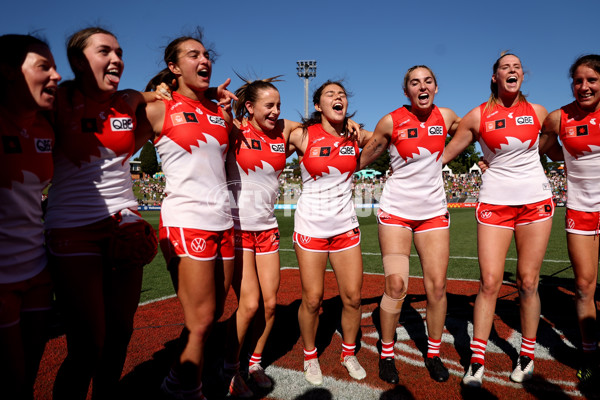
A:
[399,128,418,140]
[208,115,226,127]
[428,126,444,136]
[515,116,534,126]
[567,218,576,230]
[81,118,98,133]
[171,112,198,126]
[339,146,356,156]
[270,143,285,153]
[486,119,506,131]
[35,138,52,153]
[251,139,262,150]
[110,117,134,131]
[271,232,280,242]
[566,125,588,137]
[2,135,21,154]
[310,146,331,157]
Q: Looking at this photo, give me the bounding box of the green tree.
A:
[140,141,159,177]
[286,158,301,178]
[446,138,481,174]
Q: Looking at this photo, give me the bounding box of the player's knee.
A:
[239,297,260,319]
[479,274,503,295]
[302,295,323,314]
[342,290,362,310]
[517,276,539,297]
[574,276,596,297]
[380,292,406,314]
[263,297,277,318]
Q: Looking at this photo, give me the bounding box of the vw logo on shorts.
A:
[567,218,575,230]
[299,235,311,244]
[191,238,207,253]
[480,210,492,219]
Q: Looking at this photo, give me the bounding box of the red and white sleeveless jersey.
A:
[226,122,286,231]
[477,101,551,205]
[0,111,53,283]
[156,92,233,231]
[379,106,447,220]
[559,102,600,211]
[45,88,138,229]
[294,124,359,237]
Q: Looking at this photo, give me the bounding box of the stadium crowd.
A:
[131,169,568,207]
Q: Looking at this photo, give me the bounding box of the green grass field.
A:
[139,208,572,303]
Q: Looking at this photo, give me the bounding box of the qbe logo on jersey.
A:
[428,126,444,136]
[270,143,285,153]
[110,117,134,131]
[208,115,226,128]
[35,138,52,153]
[339,146,355,156]
[515,116,534,126]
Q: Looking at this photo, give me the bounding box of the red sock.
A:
[427,337,441,359]
[380,340,394,359]
[341,342,355,360]
[303,347,318,361]
[249,352,262,367]
[520,337,536,360]
[470,338,487,365]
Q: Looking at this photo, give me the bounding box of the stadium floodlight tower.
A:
[296,60,317,119]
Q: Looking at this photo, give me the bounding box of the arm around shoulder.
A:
[539,109,563,161]
[442,107,479,165]
[358,114,392,170]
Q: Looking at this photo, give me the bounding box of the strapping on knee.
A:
[382,254,409,278]
[380,292,406,314]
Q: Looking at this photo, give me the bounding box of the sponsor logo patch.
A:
[566,125,589,137]
[190,238,207,253]
[480,210,492,219]
[270,143,285,153]
[399,128,418,139]
[111,117,134,131]
[486,119,506,131]
[299,235,311,244]
[428,125,444,136]
[35,138,52,153]
[208,115,226,127]
[515,116,534,125]
[310,146,331,157]
[339,145,356,155]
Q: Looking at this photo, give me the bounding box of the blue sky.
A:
[4,0,598,159]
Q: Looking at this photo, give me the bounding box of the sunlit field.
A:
[139,207,572,303]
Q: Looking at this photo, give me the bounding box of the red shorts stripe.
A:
[565,208,600,235]
[476,198,554,229]
[293,228,361,253]
[234,228,280,254]
[159,226,234,262]
[377,209,450,233]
